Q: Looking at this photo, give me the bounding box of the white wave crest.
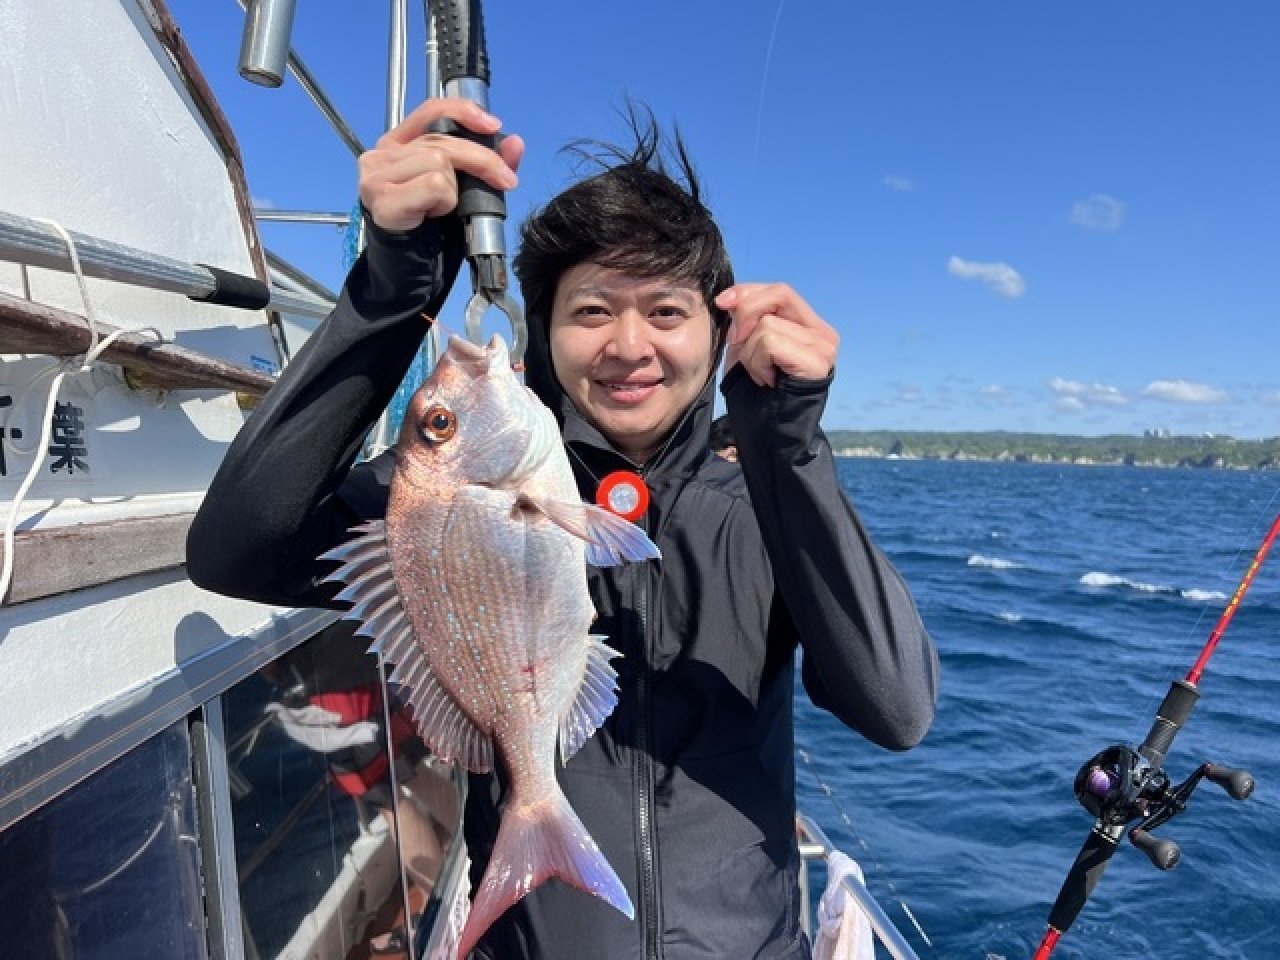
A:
[968,554,1022,570]
[996,611,1023,622]
[1080,572,1169,593]
[1181,588,1228,603]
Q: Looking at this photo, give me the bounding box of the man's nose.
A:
[606,312,653,362]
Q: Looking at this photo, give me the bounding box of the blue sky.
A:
[169,1,1279,437]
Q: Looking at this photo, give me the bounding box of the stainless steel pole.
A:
[232,0,368,157]
[0,211,333,321]
[795,814,923,960]
[237,0,298,87]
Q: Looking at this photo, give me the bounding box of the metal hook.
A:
[464,288,527,368]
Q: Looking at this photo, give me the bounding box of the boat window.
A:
[221,620,462,959]
[0,722,208,959]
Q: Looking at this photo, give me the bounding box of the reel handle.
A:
[1204,763,1255,801]
[1130,828,1180,870]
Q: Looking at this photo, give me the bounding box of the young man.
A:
[709,414,738,461]
[188,97,938,960]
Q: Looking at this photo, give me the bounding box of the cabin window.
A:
[0,722,207,959]
[220,621,461,958]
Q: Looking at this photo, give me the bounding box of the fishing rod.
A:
[1030,512,1278,959]
[425,0,527,367]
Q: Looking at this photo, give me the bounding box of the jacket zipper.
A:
[633,546,661,959]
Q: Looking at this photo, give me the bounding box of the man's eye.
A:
[652,306,689,322]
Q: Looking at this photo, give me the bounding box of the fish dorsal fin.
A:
[518,495,661,568]
[558,636,622,762]
[319,520,494,774]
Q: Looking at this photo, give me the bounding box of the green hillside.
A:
[826,431,1280,470]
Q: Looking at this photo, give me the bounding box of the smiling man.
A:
[549,266,714,464]
[188,97,938,960]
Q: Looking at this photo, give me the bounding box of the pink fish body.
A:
[321,335,658,957]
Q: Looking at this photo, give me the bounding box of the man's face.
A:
[549,263,716,465]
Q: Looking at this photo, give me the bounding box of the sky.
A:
[167,0,1280,437]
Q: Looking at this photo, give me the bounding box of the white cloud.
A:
[251,194,276,210]
[1142,379,1228,404]
[1071,194,1126,231]
[1049,377,1129,408]
[893,382,924,402]
[977,384,1020,407]
[1258,389,1280,408]
[882,174,915,193]
[947,256,1026,298]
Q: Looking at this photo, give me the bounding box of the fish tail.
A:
[456,790,633,957]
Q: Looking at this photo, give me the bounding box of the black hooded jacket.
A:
[187,218,938,960]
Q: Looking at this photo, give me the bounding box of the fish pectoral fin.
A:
[319,520,494,774]
[517,495,661,567]
[558,636,622,762]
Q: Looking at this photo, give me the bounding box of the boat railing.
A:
[0,209,333,322]
[795,812,922,960]
[231,0,366,157]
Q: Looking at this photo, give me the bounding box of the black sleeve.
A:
[186,217,464,608]
[722,365,939,750]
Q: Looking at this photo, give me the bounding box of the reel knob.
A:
[1130,828,1180,870]
[1204,763,1255,800]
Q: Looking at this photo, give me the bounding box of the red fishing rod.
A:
[1030,512,1278,960]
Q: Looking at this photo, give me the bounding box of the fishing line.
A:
[741,0,787,278]
[1129,481,1280,728]
[795,746,936,953]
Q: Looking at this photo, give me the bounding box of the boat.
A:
[0,2,925,958]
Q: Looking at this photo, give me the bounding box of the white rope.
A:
[1,219,163,603]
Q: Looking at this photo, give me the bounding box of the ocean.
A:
[795,458,1280,960]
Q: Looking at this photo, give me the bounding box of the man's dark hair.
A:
[709,414,735,453]
[513,104,735,340]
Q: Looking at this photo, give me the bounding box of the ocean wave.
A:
[1181,587,1228,603]
[967,554,1023,570]
[1080,571,1169,593]
[1080,572,1230,603]
[996,611,1022,622]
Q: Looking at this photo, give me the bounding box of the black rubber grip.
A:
[429,118,508,222]
[1046,828,1120,934]
[1139,680,1200,768]
[191,264,271,310]
[427,0,489,84]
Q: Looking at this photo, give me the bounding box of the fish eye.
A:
[421,405,457,443]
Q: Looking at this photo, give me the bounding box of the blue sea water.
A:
[796,459,1280,960]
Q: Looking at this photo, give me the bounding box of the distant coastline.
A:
[827,430,1280,470]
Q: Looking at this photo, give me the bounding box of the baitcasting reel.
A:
[1074,742,1253,871]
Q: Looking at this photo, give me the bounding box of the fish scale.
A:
[320,334,661,958]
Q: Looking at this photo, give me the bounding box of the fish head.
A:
[394,335,559,489]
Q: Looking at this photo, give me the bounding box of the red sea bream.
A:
[319,335,659,957]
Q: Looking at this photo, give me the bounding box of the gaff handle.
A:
[428,119,507,223]
[426,0,489,85]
